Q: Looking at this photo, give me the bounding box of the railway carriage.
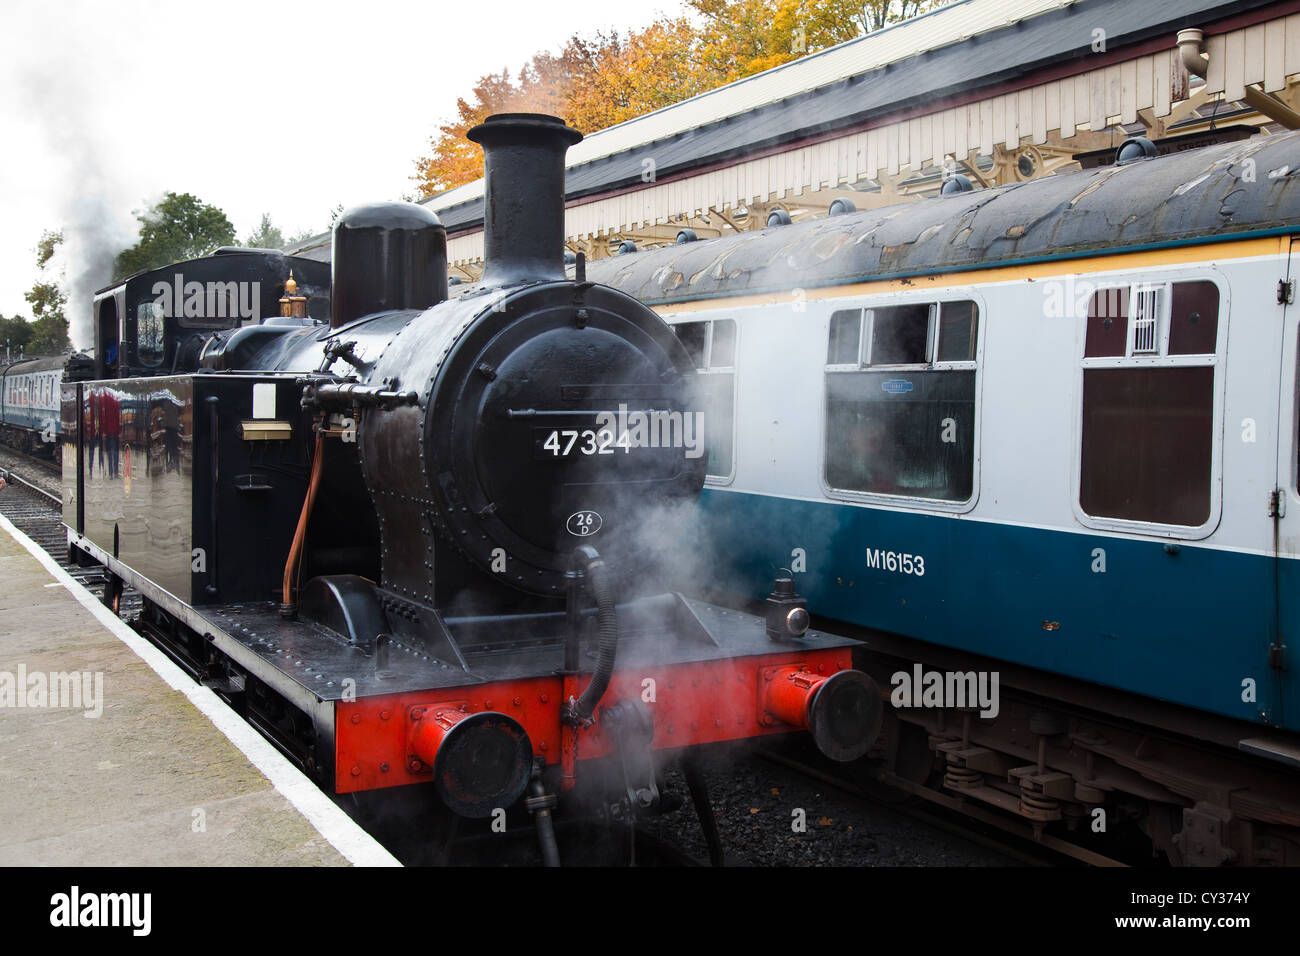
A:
[0,353,93,460]
[589,131,1300,864]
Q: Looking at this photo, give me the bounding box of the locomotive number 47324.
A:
[541,429,631,456]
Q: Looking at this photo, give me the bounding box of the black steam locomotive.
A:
[62,114,879,863]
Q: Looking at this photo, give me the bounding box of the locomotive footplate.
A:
[183,593,873,796]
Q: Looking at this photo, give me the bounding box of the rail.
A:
[0,466,61,509]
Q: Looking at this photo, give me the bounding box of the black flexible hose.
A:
[683,756,725,867]
[572,545,618,721]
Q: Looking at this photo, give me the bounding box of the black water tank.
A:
[331,202,448,329]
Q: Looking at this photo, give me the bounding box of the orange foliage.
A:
[412,0,951,196]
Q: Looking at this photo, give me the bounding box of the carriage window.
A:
[710,318,736,367]
[1168,280,1219,355]
[137,303,166,368]
[869,304,929,365]
[1079,279,1220,527]
[937,300,979,362]
[673,318,736,479]
[1084,287,1128,357]
[825,300,979,503]
[675,321,708,368]
[827,310,861,364]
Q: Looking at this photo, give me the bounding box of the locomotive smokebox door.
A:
[421,282,707,596]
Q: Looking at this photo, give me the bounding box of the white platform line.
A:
[0,513,401,867]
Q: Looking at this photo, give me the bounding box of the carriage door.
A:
[1270,238,1300,731]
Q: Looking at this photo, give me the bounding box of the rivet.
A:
[350,765,361,776]
[513,696,522,706]
[350,713,361,724]
[380,762,389,773]
[380,710,391,721]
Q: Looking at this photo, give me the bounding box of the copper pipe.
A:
[282,426,326,612]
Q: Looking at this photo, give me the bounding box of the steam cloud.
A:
[12,30,138,350]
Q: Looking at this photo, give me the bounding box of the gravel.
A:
[640,740,1018,866]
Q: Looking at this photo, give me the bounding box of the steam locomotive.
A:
[60,114,881,864]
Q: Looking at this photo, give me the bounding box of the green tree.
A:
[35,229,62,269]
[23,230,69,355]
[284,227,318,246]
[242,212,285,250]
[113,192,236,280]
[27,312,70,355]
[0,314,34,359]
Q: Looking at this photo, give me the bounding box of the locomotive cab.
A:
[90,250,330,379]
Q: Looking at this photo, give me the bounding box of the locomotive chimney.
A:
[467,113,583,286]
[331,201,448,329]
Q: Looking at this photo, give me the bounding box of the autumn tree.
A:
[412,0,952,195]
[688,0,883,80]
[564,19,710,132]
[855,0,944,31]
[413,46,598,197]
[114,192,236,280]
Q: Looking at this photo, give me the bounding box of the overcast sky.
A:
[0,0,684,345]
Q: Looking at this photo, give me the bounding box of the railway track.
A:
[751,742,1125,867]
[0,447,141,614]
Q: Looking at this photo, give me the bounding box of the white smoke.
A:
[7,11,139,350]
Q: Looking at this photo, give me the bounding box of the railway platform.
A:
[0,512,398,867]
